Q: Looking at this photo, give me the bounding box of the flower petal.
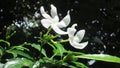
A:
[50,4,58,18]
[74,29,85,42]
[41,19,51,28]
[67,24,77,37]
[72,41,88,49]
[51,24,67,35]
[56,21,66,28]
[71,24,77,28]
[52,16,59,23]
[40,6,46,14]
[40,6,52,19]
[60,11,70,27]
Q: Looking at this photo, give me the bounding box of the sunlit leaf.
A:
[4,58,33,68]
[7,49,33,60]
[29,43,47,57]
[0,63,4,68]
[62,62,77,68]
[11,46,29,51]
[48,42,56,50]
[72,61,88,68]
[76,54,120,64]
[0,46,4,56]
[32,61,40,68]
[52,42,66,57]
[0,39,10,47]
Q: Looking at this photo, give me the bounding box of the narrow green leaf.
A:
[53,42,66,57]
[62,62,77,68]
[0,39,10,47]
[11,46,29,51]
[72,61,88,68]
[76,54,120,64]
[0,46,4,56]
[30,43,47,57]
[7,49,33,60]
[32,61,40,68]
[48,42,56,50]
[4,58,33,68]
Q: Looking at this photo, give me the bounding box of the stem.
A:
[52,34,61,39]
[45,27,52,36]
[60,39,69,43]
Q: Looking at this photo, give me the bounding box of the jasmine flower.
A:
[40,4,70,35]
[67,24,88,49]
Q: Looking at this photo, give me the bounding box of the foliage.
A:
[0,25,120,68]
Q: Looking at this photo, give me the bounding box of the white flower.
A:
[40,4,70,35]
[67,24,88,49]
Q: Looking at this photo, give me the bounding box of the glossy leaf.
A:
[0,39,10,47]
[30,43,47,57]
[52,42,66,57]
[4,58,33,68]
[11,46,29,51]
[62,62,77,68]
[32,61,40,68]
[72,61,88,68]
[0,46,4,56]
[76,54,120,64]
[7,49,33,60]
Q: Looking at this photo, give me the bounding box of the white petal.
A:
[52,16,59,23]
[56,21,66,28]
[72,41,88,49]
[40,6,46,14]
[51,24,67,35]
[42,13,52,20]
[67,28,76,38]
[67,24,77,37]
[71,23,77,28]
[60,11,70,27]
[73,36,79,42]
[68,38,74,46]
[40,6,52,19]
[50,4,58,18]
[74,30,85,42]
[41,19,51,28]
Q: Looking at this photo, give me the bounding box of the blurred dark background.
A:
[0,0,120,68]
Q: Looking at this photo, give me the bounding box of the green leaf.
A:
[30,43,47,57]
[0,39,10,47]
[4,58,33,68]
[72,61,88,68]
[62,62,77,68]
[11,46,29,51]
[32,61,40,68]
[0,63,4,68]
[48,42,56,50]
[52,42,66,58]
[76,54,120,64]
[0,46,4,56]
[7,49,33,60]
[38,57,58,67]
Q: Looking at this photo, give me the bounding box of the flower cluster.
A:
[40,4,88,49]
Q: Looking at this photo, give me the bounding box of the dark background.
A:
[0,0,120,68]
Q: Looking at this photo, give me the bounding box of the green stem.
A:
[52,34,61,39]
[45,27,52,36]
[60,39,69,43]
